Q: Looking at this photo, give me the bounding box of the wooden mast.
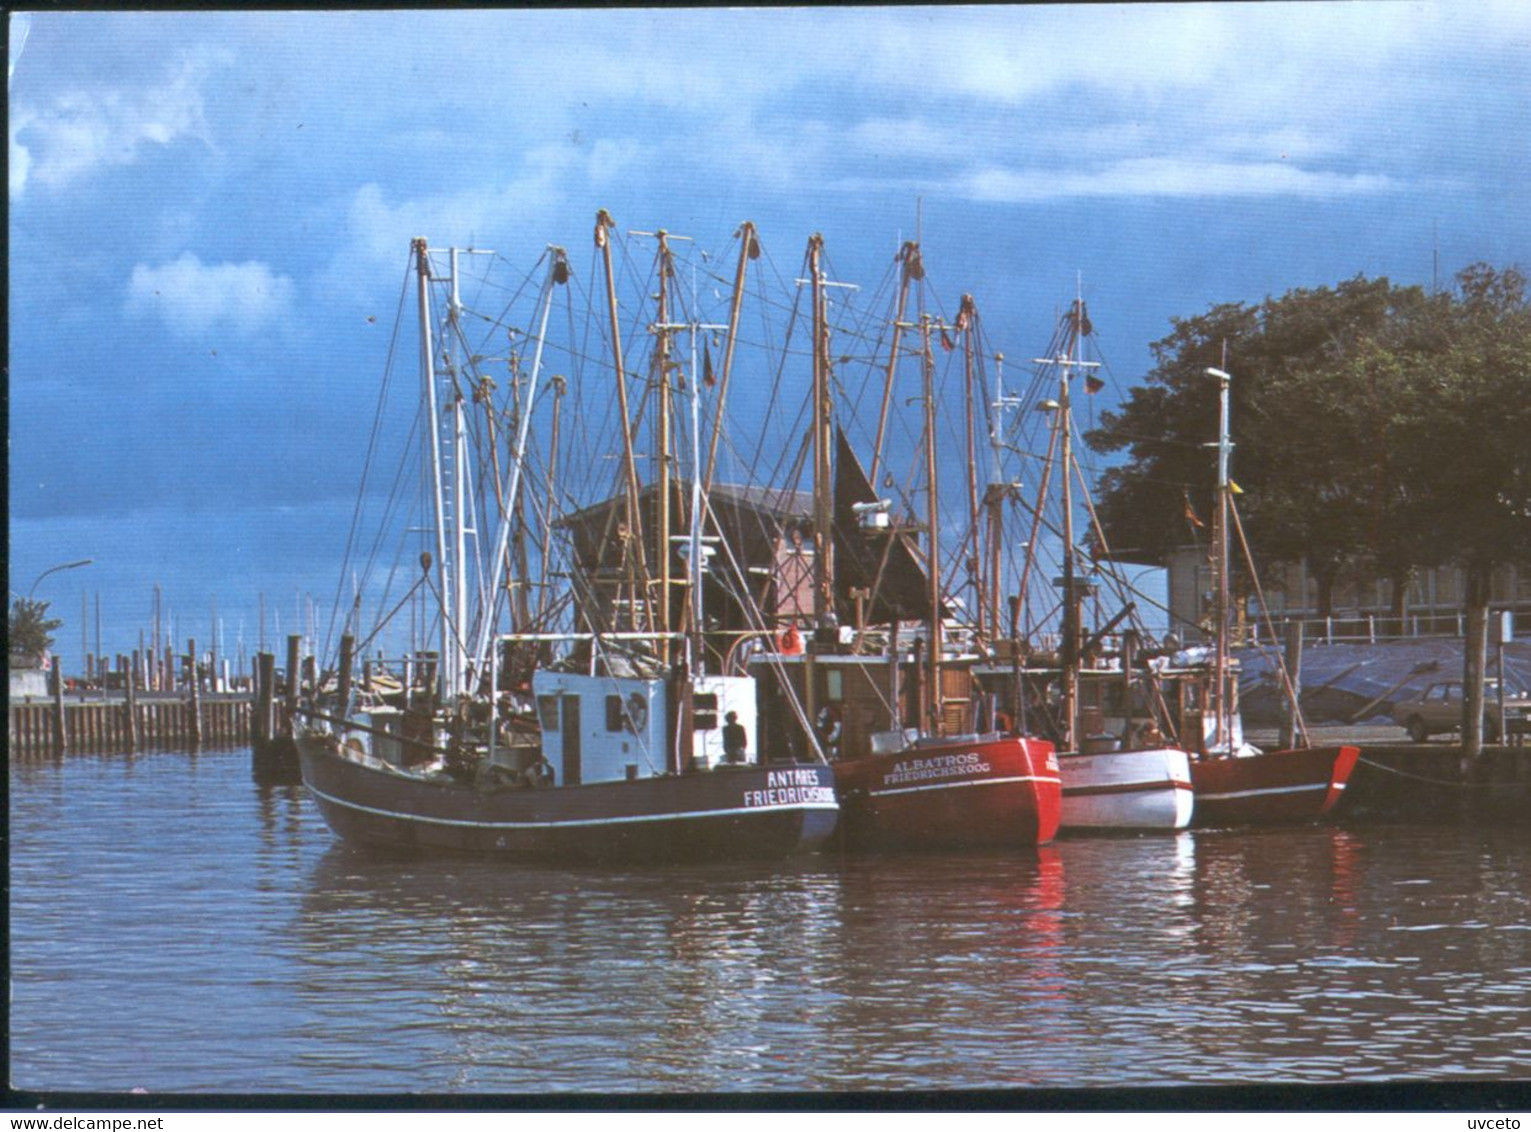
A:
[702,222,757,496]
[920,311,944,736]
[536,374,566,627]
[413,237,453,703]
[957,293,985,644]
[594,210,654,637]
[808,233,835,631]
[654,231,675,662]
[870,241,920,490]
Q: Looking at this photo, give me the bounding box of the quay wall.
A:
[1340,743,1531,825]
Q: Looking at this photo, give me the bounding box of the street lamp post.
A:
[28,559,94,599]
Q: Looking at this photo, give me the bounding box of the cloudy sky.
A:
[9,4,1530,671]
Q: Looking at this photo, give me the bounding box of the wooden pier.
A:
[8,639,285,757]
[8,695,258,755]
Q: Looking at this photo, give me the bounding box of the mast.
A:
[469,247,565,676]
[870,241,919,489]
[1034,295,1100,750]
[987,350,1017,647]
[537,374,566,627]
[1207,360,1235,753]
[1059,313,1078,750]
[808,234,835,629]
[447,247,469,697]
[414,237,453,702]
[595,210,653,636]
[920,311,944,736]
[702,221,757,496]
[957,293,983,642]
[654,231,675,659]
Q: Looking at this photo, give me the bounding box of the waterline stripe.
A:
[308,783,836,830]
[872,774,1059,799]
[1196,781,1339,802]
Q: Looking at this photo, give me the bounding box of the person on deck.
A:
[723,711,748,764]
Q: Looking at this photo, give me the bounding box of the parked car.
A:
[1391,680,1531,743]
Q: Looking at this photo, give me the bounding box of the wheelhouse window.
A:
[537,695,560,731]
[693,692,719,731]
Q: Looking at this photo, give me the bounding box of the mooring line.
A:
[1356,755,1509,790]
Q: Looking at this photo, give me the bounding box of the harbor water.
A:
[9,748,1530,1094]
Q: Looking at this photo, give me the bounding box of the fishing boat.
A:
[1181,364,1358,826]
[751,237,1060,851]
[993,297,1195,832]
[298,223,838,863]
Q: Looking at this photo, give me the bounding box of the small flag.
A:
[703,342,716,387]
[1228,479,1244,495]
[940,328,955,352]
[1084,374,1105,395]
[1184,493,1205,529]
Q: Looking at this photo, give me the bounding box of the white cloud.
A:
[125,253,295,338]
[962,157,1395,202]
[9,51,223,197]
[328,138,647,282]
[9,108,33,196]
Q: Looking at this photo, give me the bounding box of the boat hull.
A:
[1059,745,1195,832]
[299,736,839,864]
[1191,745,1359,827]
[832,735,1062,851]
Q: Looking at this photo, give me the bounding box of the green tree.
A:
[1087,276,1431,619]
[1088,263,1531,756]
[9,598,63,659]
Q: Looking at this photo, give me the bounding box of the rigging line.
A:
[324,251,415,663]
[700,494,828,762]
[352,571,430,660]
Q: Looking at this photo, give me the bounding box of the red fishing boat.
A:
[1189,743,1358,826]
[1183,365,1359,826]
[832,731,1061,850]
[751,240,1061,850]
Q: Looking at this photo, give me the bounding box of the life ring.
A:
[779,626,804,655]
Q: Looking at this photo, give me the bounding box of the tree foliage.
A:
[1085,265,1531,617]
[9,598,63,659]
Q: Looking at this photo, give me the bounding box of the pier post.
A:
[187,639,204,750]
[337,633,355,711]
[50,659,68,753]
[284,635,302,740]
[1280,620,1304,750]
[260,653,278,744]
[124,652,140,752]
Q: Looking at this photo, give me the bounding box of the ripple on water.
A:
[8,753,1531,1092]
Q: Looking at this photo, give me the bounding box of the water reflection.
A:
[8,748,1530,1093]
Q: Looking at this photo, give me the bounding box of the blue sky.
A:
[9,4,1531,673]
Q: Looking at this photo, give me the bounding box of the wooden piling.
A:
[1280,619,1304,750]
[284,635,302,739]
[255,652,276,745]
[337,633,355,710]
[187,639,203,749]
[124,654,141,752]
[50,660,68,753]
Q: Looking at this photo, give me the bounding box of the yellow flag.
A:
[1228,479,1245,495]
